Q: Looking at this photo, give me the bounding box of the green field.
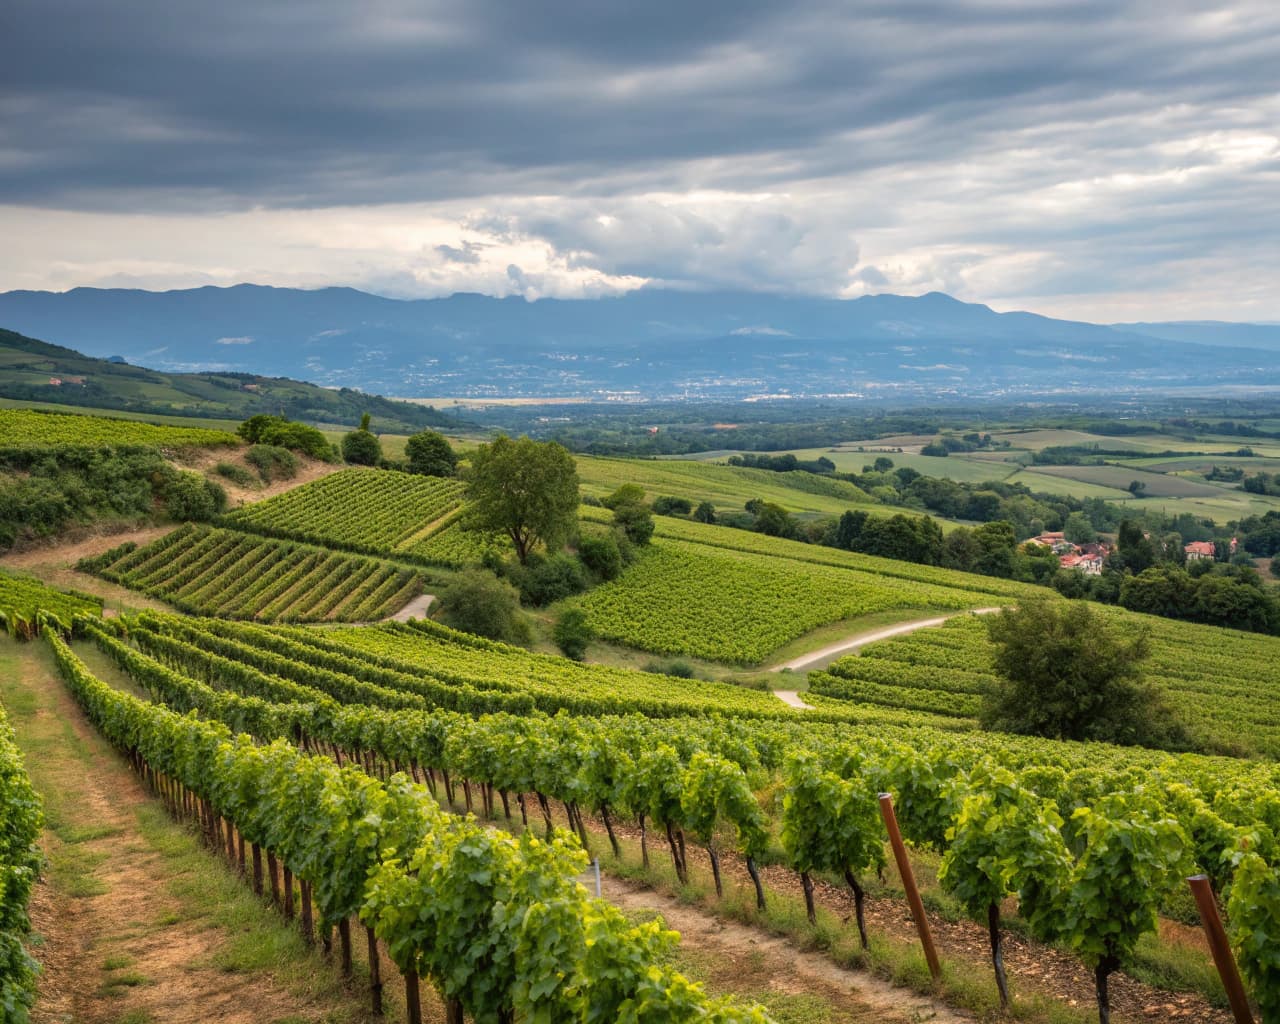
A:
[223,467,466,557]
[1003,469,1134,500]
[1012,463,1226,497]
[811,608,1280,759]
[566,519,1024,664]
[989,428,1240,453]
[1128,454,1280,471]
[692,446,1023,484]
[634,511,1036,598]
[0,407,239,449]
[83,524,424,622]
[575,454,884,517]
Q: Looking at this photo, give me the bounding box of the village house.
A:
[1185,541,1216,561]
[1059,552,1105,575]
[1030,531,1078,554]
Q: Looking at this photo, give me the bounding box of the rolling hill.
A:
[0,327,460,432]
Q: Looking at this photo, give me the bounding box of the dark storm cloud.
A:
[4,0,1278,210]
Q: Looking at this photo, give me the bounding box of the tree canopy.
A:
[464,434,579,564]
[341,414,381,466]
[980,600,1186,748]
[405,429,458,477]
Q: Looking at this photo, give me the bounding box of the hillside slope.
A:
[0,327,460,432]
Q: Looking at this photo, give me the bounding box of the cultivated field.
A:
[0,407,239,449]
[81,525,424,622]
[3,401,1280,1024]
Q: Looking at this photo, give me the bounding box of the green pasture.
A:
[574,455,882,518]
[748,447,1022,483]
[1130,491,1280,522]
[1020,463,1225,498]
[1126,454,1280,471]
[1004,470,1135,500]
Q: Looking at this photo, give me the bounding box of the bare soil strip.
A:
[0,641,380,1024]
[586,809,1231,1024]
[388,593,436,622]
[603,876,972,1023]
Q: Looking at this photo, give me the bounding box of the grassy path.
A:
[0,639,384,1024]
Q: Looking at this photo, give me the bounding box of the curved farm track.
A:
[773,606,1004,673]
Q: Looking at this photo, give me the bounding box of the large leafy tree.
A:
[464,435,579,564]
[405,429,458,477]
[980,600,1185,747]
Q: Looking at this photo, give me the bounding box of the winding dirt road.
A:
[773,606,1004,673]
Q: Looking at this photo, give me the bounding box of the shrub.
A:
[693,501,716,524]
[577,530,624,581]
[237,415,334,460]
[438,569,530,644]
[341,429,382,466]
[405,430,458,477]
[652,496,693,516]
[511,552,588,607]
[162,471,227,522]
[642,659,696,678]
[553,607,594,660]
[213,461,255,486]
[597,483,655,544]
[244,444,299,482]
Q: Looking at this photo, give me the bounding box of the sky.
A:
[2,0,1279,322]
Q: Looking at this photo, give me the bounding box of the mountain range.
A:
[2,284,1279,402]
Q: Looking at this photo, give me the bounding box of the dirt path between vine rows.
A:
[602,876,972,1023]
[0,641,374,1024]
[773,606,1004,673]
[388,592,436,621]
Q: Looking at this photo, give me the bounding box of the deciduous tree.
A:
[405,430,457,477]
[464,435,579,564]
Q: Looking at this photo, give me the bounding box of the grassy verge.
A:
[0,639,402,1024]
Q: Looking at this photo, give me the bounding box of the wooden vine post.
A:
[879,793,941,980]
[1187,875,1254,1024]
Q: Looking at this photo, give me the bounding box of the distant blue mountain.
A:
[0,284,1276,400]
[1112,320,1280,350]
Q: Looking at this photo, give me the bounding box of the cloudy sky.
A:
[3,0,1278,321]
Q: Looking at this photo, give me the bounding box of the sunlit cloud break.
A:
[2,0,1279,321]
